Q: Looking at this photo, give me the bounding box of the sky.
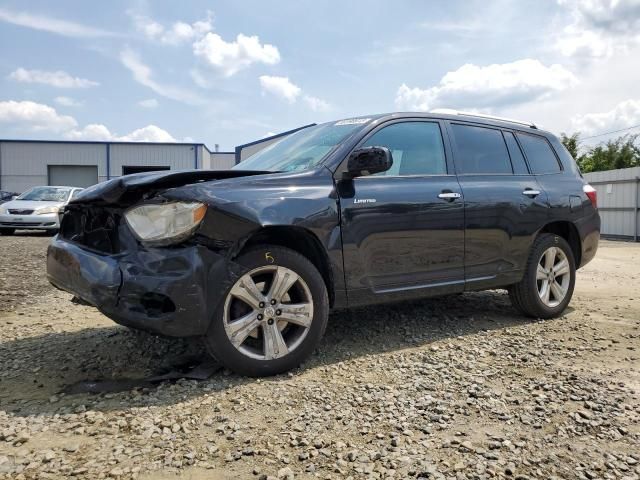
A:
[0,0,639,151]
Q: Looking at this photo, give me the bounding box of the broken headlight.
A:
[124,202,207,245]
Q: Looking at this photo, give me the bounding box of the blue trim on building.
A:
[194,145,198,169]
[234,123,316,164]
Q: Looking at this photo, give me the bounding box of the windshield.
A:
[17,187,71,202]
[233,119,371,172]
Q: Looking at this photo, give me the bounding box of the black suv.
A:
[47,112,600,376]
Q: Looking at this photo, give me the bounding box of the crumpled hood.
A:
[71,169,271,206]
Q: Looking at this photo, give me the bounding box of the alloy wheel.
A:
[536,246,571,308]
[223,265,314,360]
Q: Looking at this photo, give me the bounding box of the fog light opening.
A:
[139,293,176,317]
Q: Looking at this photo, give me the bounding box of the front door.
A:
[337,120,465,305]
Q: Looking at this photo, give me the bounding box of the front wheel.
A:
[204,245,329,376]
[509,233,576,319]
[0,228,15,236]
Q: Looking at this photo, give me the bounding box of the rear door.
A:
[338,119,465,305]
[447,122,548,288]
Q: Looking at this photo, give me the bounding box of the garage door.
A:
[48,165,98,188]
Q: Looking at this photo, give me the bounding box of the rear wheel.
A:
[204,245,329,376]
[509,233,576,319]
[0,228,15,236]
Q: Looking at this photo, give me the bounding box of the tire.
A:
[0,228,15,236]
[204,245,329,376]
[509,233,576,319]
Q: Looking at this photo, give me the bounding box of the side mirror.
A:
[345,146,393,178]
[11,196,18,201]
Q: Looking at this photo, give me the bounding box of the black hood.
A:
[72,169,271,206]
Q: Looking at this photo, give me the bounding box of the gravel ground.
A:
[0,234,638,480]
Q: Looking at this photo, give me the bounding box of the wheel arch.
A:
[235,226,335,307]
[539,221,582,267]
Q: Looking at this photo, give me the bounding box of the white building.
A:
[0,125,312,193]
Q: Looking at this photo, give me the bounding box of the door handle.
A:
[522,189,541,197]
[438,192,461,200]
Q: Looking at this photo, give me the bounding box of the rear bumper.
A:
[576,209,600,268]
[0,213,60,229]
[46,236,237,337]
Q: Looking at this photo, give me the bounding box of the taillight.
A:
[583,184,597,208]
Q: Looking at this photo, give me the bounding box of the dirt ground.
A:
[0,234,638,480]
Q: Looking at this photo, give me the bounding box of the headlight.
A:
[35,206,60,215]
[124,202,207,244]
[0,206,6,214]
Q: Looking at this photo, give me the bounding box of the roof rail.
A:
[430,109,537,129]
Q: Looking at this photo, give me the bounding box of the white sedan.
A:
[0,186,83,235]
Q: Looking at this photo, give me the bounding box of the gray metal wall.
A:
[109,144,196,178]
[0,141,209,193]
[239,136,282,162]
[0,142,107,192]
[209,152,235,170]
[584,166,640,241]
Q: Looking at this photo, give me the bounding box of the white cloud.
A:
[0,7,115,37]
[557,0,640,58]
[138,98,159,108]
[119,125,176,142]
[395,59,578,111]
[120,49,203,105]
[571,99,640,136]
[0,99,177,142]
[66,124,177,142]
[65,124,113,141]
[130,11,213,45]
[303,95,330,112]
[54,96,82,107]
[258,75,330,111]
[259,75,301,103]
[194,33,280,76]
[189,68,213,88]
[0,100,77,132]
[9,68,99,88]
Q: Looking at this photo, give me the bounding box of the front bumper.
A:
[0,213,60,230]
[46,236,238,337]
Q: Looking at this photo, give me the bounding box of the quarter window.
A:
[362,122,447,176]
[451,124,512,174]
[516,133,562,173]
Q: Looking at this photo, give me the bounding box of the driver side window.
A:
[362,121,447,176]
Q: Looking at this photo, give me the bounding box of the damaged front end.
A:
[46,170,266,337]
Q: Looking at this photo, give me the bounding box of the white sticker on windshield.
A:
[334,118,371,126]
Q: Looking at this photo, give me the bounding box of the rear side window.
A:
[504,132,529,174]
[516,133,562,174]
[451,124,512,174]
[362,121,447,176]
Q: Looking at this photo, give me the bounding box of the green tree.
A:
[581,134,640,173]
[560,132,639,173]
[560,132,581,161]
